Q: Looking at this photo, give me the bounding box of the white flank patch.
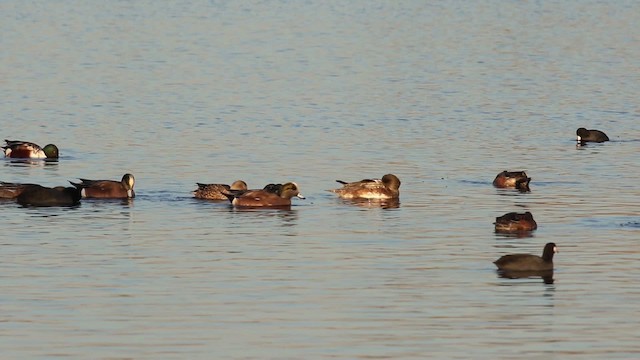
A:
[362,192,390,200]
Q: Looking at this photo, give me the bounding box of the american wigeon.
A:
[0,181,38,199]
[494,243,557,272]
[16,184,81,206]
[193,180,247,200]
[576,128,609,143]
[224,182,305,207]
[3,140,59,159]
[328,174,401,199]
[69,173,135,198]
[494,211,537,233]
[492,171,531,192]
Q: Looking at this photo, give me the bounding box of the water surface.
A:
[1,1,639,359]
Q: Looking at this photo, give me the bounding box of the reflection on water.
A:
[335,198,401,209]
[227,207,300,226]
[494,230,536,239]
[497,269,555,284]
[3,158,59,167]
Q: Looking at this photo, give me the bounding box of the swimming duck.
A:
[193,180,247,200]
[3,140,59,159]
[329,174,401,199]
[494,211,538,233]
[224,182,304,207]
[576,128,609,143]
[0,181,39,199]
[69,173,135,198]
[16,184,81,206]
[494,243,557,272]
[492,171,530,192]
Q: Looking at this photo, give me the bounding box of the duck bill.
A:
[296,193,306,199]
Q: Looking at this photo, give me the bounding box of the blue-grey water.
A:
[1,1,639,359]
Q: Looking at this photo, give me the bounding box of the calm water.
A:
[2,1,640,359]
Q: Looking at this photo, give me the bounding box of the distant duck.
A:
[16,184,81,206]
[492,171,531,192]
[224,182,304,207]
[193,180,248,200]
[494,211,537,233]
[328,174,401,200]
[69,173,135,199]
[3,140,59,159]
[494,243,557,272]
[576,128,609,143]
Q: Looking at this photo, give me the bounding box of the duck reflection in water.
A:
[497,269,554,284]
[338,197,400,209]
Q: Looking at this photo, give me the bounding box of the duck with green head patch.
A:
[3,140,59,159]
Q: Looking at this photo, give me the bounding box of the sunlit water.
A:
[1,1,639,359]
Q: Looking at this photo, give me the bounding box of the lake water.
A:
[1,1,639,359]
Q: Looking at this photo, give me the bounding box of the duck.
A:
[224,182,304,207]
[493,243,557,272]
[69,173,135,198]
[494,211,537,233]
[492,170,530,192]
[0,181,38,199]
[3,140,59,159]
[16,184,81,206]
[576,128,609,143]
[328,174,401,199]
[193,180,247,200]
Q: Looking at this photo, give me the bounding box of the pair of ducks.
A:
[193,173,402,207]
[2,128,609,160]
[0,174,135,206]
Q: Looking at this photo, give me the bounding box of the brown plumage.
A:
[329,174,401,200]
[193,180,247,200]
[3,140,59,159]
[494,211,537,233]
[492,171,530,192]
[225,182,304,207]
[69,173,135,199]
[0,181,38,199]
